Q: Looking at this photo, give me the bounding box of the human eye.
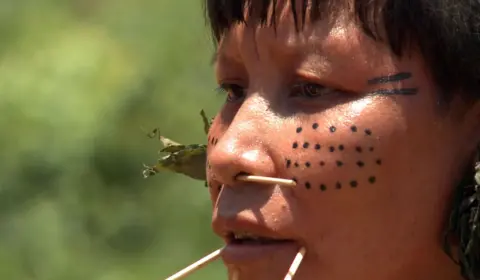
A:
[216,83,246,103]
[290,82,339,99]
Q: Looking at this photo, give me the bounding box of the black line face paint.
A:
[368,88,418,96]
[367,72,412,85]
[366,72,418,96]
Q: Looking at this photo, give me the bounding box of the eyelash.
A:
[216,82,338,103]
[216,83,245,103]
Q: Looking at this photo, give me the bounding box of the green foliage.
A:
[0,1,224,279]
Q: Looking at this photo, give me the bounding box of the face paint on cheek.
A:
[366,72,419,96]
[283,124,382,192]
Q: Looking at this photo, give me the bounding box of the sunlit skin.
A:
[205,1,479,280]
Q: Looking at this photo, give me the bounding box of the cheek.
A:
[206,117,223,203]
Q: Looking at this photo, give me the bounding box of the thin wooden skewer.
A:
[165,248,223,280]
[231,270,239,280]
[283,247,307,280]
[236,175,297,187]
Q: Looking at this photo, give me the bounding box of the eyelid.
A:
[294,71,358,95]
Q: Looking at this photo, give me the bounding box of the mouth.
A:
[228,231,294,245]
[220,230,299,266]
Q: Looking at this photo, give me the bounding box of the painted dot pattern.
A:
[286,124,381,192]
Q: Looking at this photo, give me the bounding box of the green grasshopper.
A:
[142,110,212,182]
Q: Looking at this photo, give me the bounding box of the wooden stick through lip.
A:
[164,248,223,280]
[283,247,307,280]
[236,175,297,187]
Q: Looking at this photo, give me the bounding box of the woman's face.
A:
[206,2,474,280]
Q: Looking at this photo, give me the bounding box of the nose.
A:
[208,97,281,186]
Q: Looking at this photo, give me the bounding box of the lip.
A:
[212,210,301,266]
[221,241,300,265]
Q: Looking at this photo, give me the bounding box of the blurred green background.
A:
[0,0,225,279]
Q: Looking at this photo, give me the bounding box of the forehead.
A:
[213,0,363,62]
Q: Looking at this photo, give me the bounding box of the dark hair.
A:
[203,1,480,279]
[204,0,480,103]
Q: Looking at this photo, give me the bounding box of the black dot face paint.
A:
[286,123,381,193]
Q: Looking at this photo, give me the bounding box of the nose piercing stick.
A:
[236,175,297,187]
